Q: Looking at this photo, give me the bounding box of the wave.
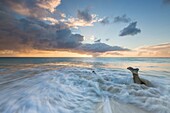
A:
[0,67,170,113]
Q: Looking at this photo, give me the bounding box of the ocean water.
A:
[0,57,170,113]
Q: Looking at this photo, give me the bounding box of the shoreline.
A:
[95,97,150,113]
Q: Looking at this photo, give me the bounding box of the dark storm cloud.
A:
[0,9,83,51]
[99,17,110,25]
[114,14,131,23]
[55,29,84,48]
[0,0,130,54]
[0,9,128,53]
[0,0,61,18]
[77,43,130,53]
[77,9,93,22]
[119,22,141,36]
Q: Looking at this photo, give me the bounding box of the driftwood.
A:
[127,67,153,87]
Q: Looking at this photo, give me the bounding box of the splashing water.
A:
[0,58,170,113]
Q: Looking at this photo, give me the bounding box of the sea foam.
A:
[0,66,170,113]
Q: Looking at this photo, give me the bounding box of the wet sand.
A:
[95,97,150,113]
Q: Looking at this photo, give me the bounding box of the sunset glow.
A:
[0,0,170,57]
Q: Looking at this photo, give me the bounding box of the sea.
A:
[0,57,170,113]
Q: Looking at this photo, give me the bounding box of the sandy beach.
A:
[95,97,149,113]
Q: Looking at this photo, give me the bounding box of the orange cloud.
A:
[0,49,92,57]
[36,0,61,13]
[91,43,170,57]
[65,14,97,28]
[136,43,170,57]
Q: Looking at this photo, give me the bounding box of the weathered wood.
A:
[127,67,152,86]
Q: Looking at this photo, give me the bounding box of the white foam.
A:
[0,67,170,113]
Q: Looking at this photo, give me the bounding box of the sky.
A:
[0,0,170,57]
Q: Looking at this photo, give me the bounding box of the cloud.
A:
[1,0,61,18]
[0,9,83,51]
[36,0,61,12]
[0,0,131,56]
[99,17,110,25]
[136,43,170,57]
[0,50,92,57]
[77,9,93,22]
[2,0,98,28]
[62,8,98,28]
[99,14,131,25]
[114,14,131,23]
[97,51,123,57]
[42,17,59,25]
[57,8,98,28]
[65,16,97,28]
[77,43,130,53]
[55,29,84,48]
[119,22,141,36]
[98,43,170,57]
[0,7,128,54]
[0,0,85,51]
